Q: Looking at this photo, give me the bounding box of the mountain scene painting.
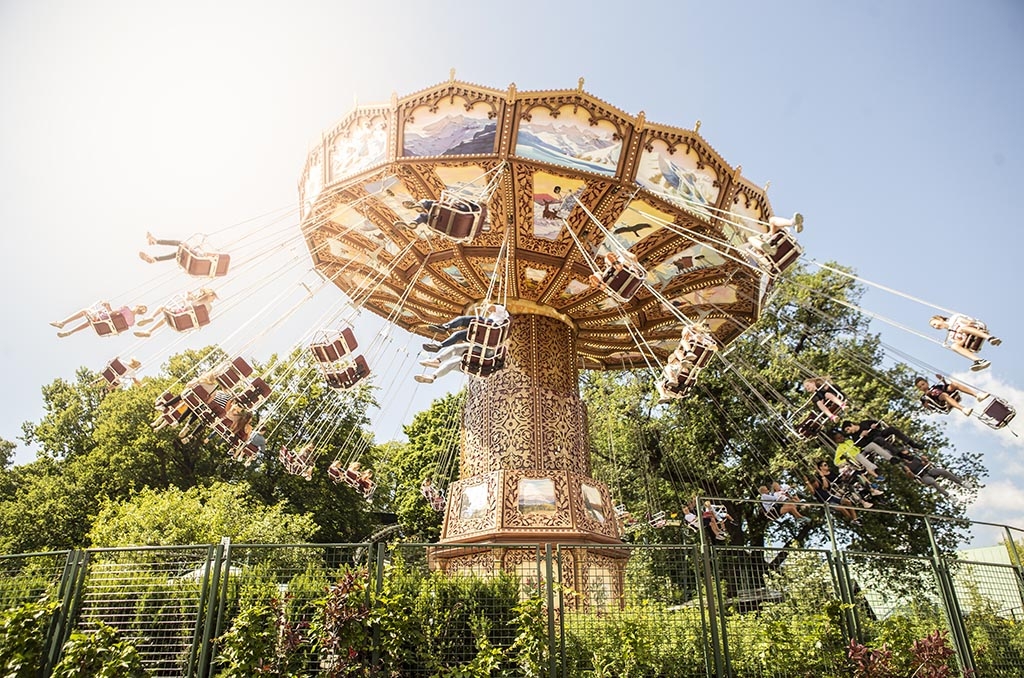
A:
[460,483,489,521]
[635,144,720,219]
[515,107,621,176]
[581,483,605,524]
[518,478,557,516]
[329,117,388,181]
[403,99,497,157]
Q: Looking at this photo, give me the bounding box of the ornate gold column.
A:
[440,312,620,545]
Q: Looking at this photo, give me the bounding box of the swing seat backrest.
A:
[165,303,211,332]
[101,358,129,385]
[236,378,271,409]
[216,357,254,389]
[466,317,509,348]
[155,390,179,411]
[688,336,718,370]
[92,311,131,337]
[794,412,826,439]
[177,245,230,277]
[956,332,985,353]
[764,230,803,275]
[980,397,1016,429]
[325,355,370,390]
[604,265,646,303]
[461,345,507,377]
[427,193,486,242]
[311,327,358,363]
[920,388,957,414]
[327,463,344,484]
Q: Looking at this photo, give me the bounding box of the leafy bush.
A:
[51,621,149,678]
[0,596,58,678]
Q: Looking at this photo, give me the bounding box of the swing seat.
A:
[461,346,507,377]
[176,245,230,278]
[165,303,211,332]
[978,397,1016,429]
[91,311,131,337]
[920,388,960,414]
[182,382,216,409]
[794,410,833,439]
[686,334,718,371]
[100,358,130,386]
[465,316,510,348]
[155,390,179,411]
[947,317,987,352]
[648,510,667,528]
[235,378,271,409]
[341,469,375,498]
[427,193,486,243]
[216,357,255,389]
[325,355,370,390]
[231,442,259,465]
[665,371,698,397]
[955,332,985,353]
[603,265,646,303]
[311,327,358,363]
[760,230,803,275]
[327,461,345,484]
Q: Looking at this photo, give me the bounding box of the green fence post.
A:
[697,498,726,678]
[212,538,233,654]
[371,542,386,671]
[44,549,82,677]
[823,509,858,642]
[555,545,566,678]
[193,541,225,678]
[545,543,557,678]
[925,516,976,676]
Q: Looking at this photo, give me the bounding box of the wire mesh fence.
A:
[71,546,214,677]
[0,550,69,609]
[5,512,1024,676]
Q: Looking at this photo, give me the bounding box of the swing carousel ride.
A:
[50,76,1016,589]
[297,76,808,577]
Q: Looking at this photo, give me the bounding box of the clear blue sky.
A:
[2,0,1022,543]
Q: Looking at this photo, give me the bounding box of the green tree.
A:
[87,481,317,547]
[374,391,464,541]
[6,346,381,551]
[584,265,984,583]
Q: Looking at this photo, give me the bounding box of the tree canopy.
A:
[2,346,381,552]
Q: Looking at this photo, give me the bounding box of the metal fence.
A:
[4,509,1024,677]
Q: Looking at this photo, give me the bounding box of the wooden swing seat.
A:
[427,195,486,242]
[91,311,131,337]
[311,327,358,363]
[176,245,230,278]
[165,303,211,332]
[325,355,370,390]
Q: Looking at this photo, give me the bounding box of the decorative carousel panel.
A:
[635,135,722,222]
[402,96,499,158]
[327,108,390,184]
[435,549,498,578]
[573,477,619,540]
[725,181,772,249]
[504,472,573,530]
[538,391,587,475]
[445,473,500,539]
[514,103,623,178]
[580,550,627,612]
[300,146,323,219]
